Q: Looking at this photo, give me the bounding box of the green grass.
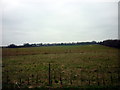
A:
[2,45,120,88]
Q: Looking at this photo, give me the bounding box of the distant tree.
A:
[99,39,120,48]
[31,44,37,47]
[37,43,43,46]
[91,41,97,44]
[8,44,17,48]
[23,43,31,47]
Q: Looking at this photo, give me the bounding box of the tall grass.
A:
[2,45,120,88]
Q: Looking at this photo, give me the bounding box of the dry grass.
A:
[2,45,120,88]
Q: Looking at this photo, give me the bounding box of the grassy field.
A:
[2,44,120,89]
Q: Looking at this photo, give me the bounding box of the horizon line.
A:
[1,38,119,47]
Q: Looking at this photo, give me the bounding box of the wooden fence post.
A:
[27,77,29,85]
[48,63,51,86]
[60,71,62,86]
[80,68,82,86]
[110,73,113,85]
[117,67,120,86]
[19,70,22,86]
[19,78,22,86]
[70,70,72,85]
[102,74,105,86]
[36,74,38,84]
[88,71,91,86]
[6,70,9,84]
[97,67,99,86]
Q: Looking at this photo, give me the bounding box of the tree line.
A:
[99,39,120,48]
[6,41,97,48]
[3,39,120,48]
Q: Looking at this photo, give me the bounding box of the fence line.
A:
[2,63,120,88]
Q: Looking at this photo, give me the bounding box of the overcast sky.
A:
[1,0,119,46]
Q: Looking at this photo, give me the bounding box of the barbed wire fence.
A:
[2,63,120,88]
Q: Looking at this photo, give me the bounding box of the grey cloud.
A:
[2,1,118,45]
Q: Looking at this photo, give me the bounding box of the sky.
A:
[1,0,119,46]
